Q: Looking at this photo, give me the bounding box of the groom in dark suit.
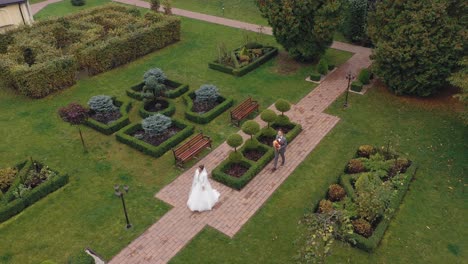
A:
[272,129,287,172]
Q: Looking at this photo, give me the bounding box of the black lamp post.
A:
[114,184,131,229]
[344,71,355,108]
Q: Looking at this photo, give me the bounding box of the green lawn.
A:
[0,4,352,264]
[171,84,467,264]
[33,0,113,20]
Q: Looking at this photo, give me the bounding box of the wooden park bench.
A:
[172,133,212,168]
[230,97,259,126]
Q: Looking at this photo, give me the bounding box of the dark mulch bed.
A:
[132,126,182,146]
[144,99,169,112]
[89,110,121,124]
[191,101,220,114]
[224,163,249,178]
[26,164,46,189]
[271,124,294,134]
[243,148,266,162]
[258,135,275,147]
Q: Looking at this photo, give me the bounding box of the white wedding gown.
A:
[187,168,220,212]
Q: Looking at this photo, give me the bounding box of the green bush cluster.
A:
[309,71,321,81]
[0,4,180,98]
[358,68,371,85]
[0,160,69,223]
[127,79,189,100]
[141,114,172,136]
[84,99,132,135]
[184,92,233,124]
[350,80,363,92]
[352,218,373,238]
[317,59,328,75]
[116,119,194,158]
[195,84,220,104]
[87,95,116,113]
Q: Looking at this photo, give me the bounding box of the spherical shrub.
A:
[317,59,328,75]
[143,68,166,84]
[227,134,243,151]
[260,109,277,127]
[358,68,370,85]
[71,0,85,6]
[275,115,291,126]
[241,120,260,139]
[142,114,172,136]
[0,167,18,191]
[88,95,116,113]
[318,199,333,214]
[275,99,290,115]
[244,138,259,150]
[346,159,366,173]
[195,84,220,104]
[261,127,276,138]
[228,151,243,163]
[352,218,373,238]
[357,145,375,158]
[328,184,346,202]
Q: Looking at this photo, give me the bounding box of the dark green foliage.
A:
[127,80,188,100]
[195,84,220,104]
[342,0,369,44]
[328,184,346,202]
[243,138,259,150]
[350,80,363,92]
[58,103,89,125]
[368,0,465,96]
[150,0,161,12]
[71,0,85,6]
[227,134,243,151]
[310,71,321,81]
[241,120,260,139]
[23,48,35,66]
[141,114,172,136]
[317,59,328,75]
[84,99,132,135]
[228,151,244,163]
[184,93,233,124]
[257,0,343,61]
[143,76,167,99]
[67,250,94,264]
[448,56,468,124]
[260,127,276,138]
[139,99,175,118]
[87,95,116,113]
[116,119,194,158]
[354,172,392,222]
[358,68,370,85]
[260,109,277,128]
[274,99,290,115]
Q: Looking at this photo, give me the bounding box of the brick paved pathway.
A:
[30,0,63,15]
[30,1,371,263]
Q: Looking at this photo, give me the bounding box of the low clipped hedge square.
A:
[350,80,363,92]
[126,79,189,100]
[184,92,233,124]
[116,119,194,158]
[84,98,132,135]
[0,160,69,223]
[309,71,322,82]
[139,98,176,118]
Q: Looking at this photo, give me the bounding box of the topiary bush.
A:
[275,99,291,116]
[328,184,346,202]
[352,218,373,238]
[310,71,321,81]
[227,134,243,151]
[346,159,366,173]
[228,151,243,163]
[195,84,220,105]
[357,145,374,158]
[144,68,166,84]
[350,80,363,92]
[143,76,167,98]
[87,95,116,113]
[358,68,370,84]
[141,114,172,136]
[241,120,260,139]
[317,59,328,75]
[71,0,85,6]
[260,109,277,128]
[0,167,18,192]
[318,199,333,214]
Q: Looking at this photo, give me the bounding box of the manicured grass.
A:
[33,0,113,20]
[29,0,47,3]
[0,5,353,264]
[170,84,467,263]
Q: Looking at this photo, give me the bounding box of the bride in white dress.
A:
[187,165,220,212]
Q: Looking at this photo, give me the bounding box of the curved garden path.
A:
[30,1,372,263]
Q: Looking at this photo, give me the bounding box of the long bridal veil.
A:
[187,167,220,212]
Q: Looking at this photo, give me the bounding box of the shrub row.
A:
[0,160,69,223]
[116,119,194,158]
[139,99,176,118]
[208,47,278,76]
[350,80,363,92]
[84,99,132,135]
[183,92,234,124]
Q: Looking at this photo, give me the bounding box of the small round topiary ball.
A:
[260,109,277,126]
[227,134,243,151]
[241,120,260,139]
[328,184,346,202]
[275,99,290,115]
[352,218,373,238]
[318,199,333,214]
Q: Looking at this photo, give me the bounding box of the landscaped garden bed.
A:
[0,159,69,223]
[208,42,278,76]
[127,79,188,100]
[183,84,233,124]
[116,114,194,158]
[139,98,176,118]
[84,96,132,135]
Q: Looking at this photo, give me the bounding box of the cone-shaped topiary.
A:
[260,109,277,128]
[275,99,290,116]
[227,134,243,152]
[87,95,116,113]
[241,120,260,139]
[142,114,172,136]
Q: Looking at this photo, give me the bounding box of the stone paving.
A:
[30,1,371,263]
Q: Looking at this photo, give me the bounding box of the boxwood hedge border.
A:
[183,92,233,124]
[139,98,176,118]
[84,98,132,135]
[116,119,194,158]
[126,79,189,100]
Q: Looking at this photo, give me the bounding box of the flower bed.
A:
[0,159,69,223]
[116,119,194,158]
[183,92,233,124]
[126,79,189,100]
[208,45,278,76]
[84,98,132,135]
[139,98,176,118]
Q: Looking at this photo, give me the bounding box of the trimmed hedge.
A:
[126,79,189,100]
[183,92,233,124]
[116,119,194,158]
[139,98,176,118]
[350,80,363,92]
[208,46,278,76]
[0,160,69,223]
[84,98,132,135]
[309,71,321,82]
